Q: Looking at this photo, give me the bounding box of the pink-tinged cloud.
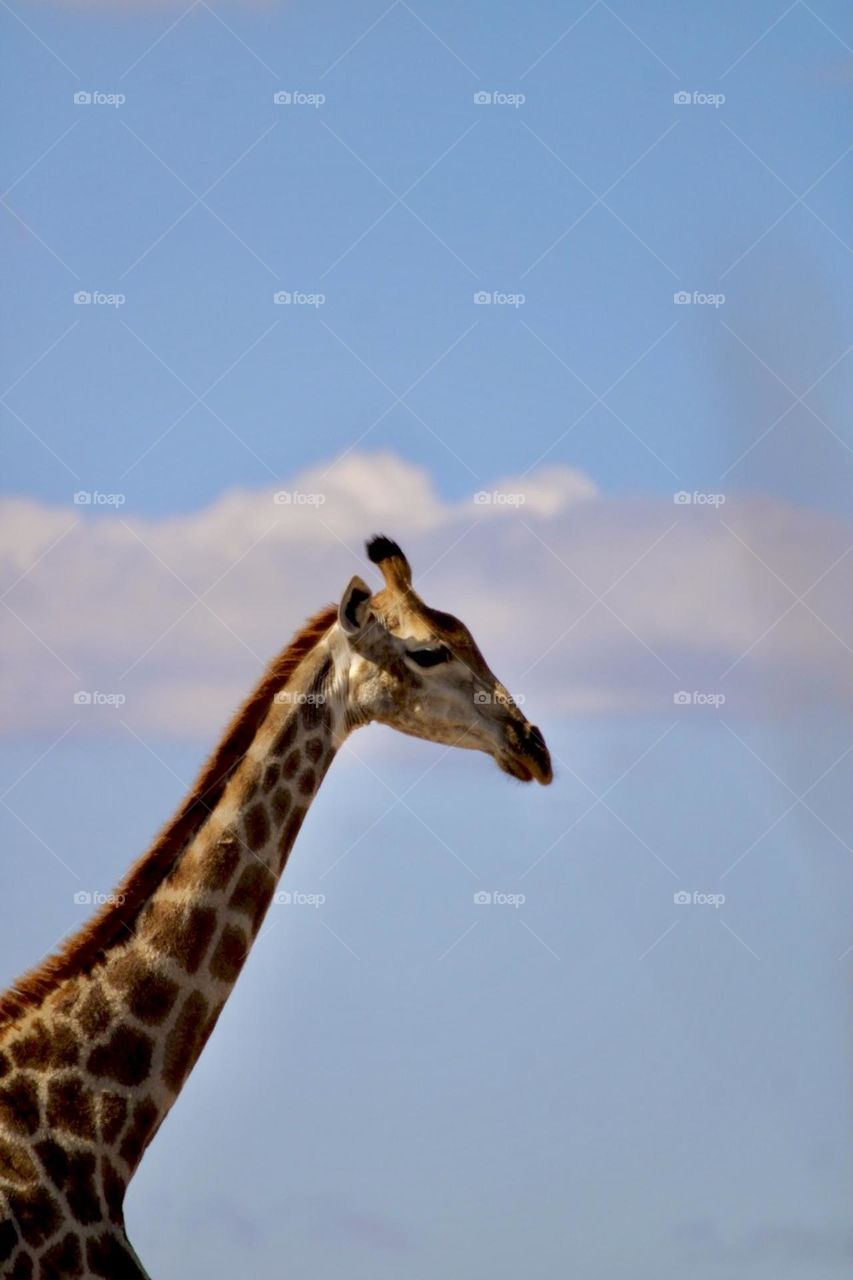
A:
[1,452,851,737]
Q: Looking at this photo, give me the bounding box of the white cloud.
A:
[1,453,851,736]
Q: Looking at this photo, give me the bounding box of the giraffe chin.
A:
[498,750,553,786]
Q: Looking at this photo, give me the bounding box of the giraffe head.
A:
[336,535,552,784]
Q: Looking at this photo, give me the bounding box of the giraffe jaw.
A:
[497,724,553,785]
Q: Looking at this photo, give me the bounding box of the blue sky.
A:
[4,0,852,512]
[2,2,853,1277]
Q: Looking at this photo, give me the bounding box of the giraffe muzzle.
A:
[499,720,553,785]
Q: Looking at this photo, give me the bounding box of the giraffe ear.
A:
[338,575,374,636]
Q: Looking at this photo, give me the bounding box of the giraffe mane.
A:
[0,603,338,1031]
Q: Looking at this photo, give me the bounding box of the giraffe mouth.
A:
[498,723,553,785]
[500,754,536,782]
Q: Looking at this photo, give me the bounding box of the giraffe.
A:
[0,534,552,1279]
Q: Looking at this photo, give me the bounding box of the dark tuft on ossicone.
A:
[366,534,405,565]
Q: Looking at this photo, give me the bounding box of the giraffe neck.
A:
[0,627,350,1255]
[102,638,345,1163]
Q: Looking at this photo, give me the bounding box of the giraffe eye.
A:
[407,645,452,668]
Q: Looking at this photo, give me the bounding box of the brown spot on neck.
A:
[45,1078,96,1140]
[34,1140,101,1226]
[99,1093,128,1145]
[5,1183,61,1248]
[0,1074,41,1137]
[208,925,248,985]
[86,1230,149,1279]
[228,864,276,935]
[297,767,316,796]
[5,1252,32,1280]
[118,1097,159,1169]
[271,787,291,823]
[101,1155,126,1226]
[0,1137,38,1187]
[281,749,301,780]
[162,991,213,1094]
[42,1232,84,1277]
[244,802,271,852]
[87,1024,154,1088]
[142,901,216,974]
[277,806,307,873]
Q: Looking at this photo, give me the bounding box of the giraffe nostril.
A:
[528,724,546,753]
